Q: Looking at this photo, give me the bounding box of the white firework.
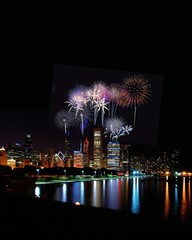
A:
[54,109,74,134]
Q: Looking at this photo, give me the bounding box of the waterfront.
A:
[35,175,192,224]
[1,175,191,237]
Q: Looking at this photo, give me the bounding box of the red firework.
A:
[121,75,151,107]
[121,74,152,126]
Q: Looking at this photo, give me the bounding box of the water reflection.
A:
[92,180,102,207]
[131,177,140,214]
[180,177,191,221]
[164,178,170,219]
[174,179,179,218]
[62,183,67,202]
[35,186,40,198]
[35,176,192,223]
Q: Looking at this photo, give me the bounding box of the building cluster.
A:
[0,129,180,175]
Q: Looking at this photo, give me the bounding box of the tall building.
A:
[83,137,90,167]
[24,134,40,166]
[107,141,121,170]
[93,128,103,169]
[47,148,55,168]
[64,136,71,159]
[0,146,8,166]
[73,151,84,168]
[121,144,131,172]
[25,134,33,160]
[5,143,25,168]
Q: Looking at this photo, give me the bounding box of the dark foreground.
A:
[0,193,191,238]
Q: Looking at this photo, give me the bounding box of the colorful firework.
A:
[121,74,152,127]
[54,109,75,135]
[86,81,109,126]
[86,81,107,103]
[65,84,88,117]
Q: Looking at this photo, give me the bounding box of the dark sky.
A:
[0,59,191,170]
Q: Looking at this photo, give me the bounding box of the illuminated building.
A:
[47,149,55,168]
[93,128,103,169]
[25,134,33,159]
[0,146,8,165]
[107,141,121,170]
[5,143,25,167]
[7,158,16,169]
[121,144,131,171]
[54,151,65,167]
[64,136,72,165]
[73,151,83,168]
[24,134,40,166]
[83,137,90,167]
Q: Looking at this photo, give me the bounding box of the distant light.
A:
[15,143,21,146]
[75,201,80,205]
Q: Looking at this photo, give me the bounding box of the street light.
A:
[36,169,40,175]
[64,170,66,176]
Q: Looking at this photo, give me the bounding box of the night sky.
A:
[0,60,191,170]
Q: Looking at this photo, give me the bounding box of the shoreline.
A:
[35,175,130,184]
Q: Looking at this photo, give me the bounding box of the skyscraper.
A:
[83,137,90,167]
[93,128,103,169]
[64,136,72,166]
[0,146,7,166]
[107,141,121,170]
[24,134,33,160]
[121,144,131,172]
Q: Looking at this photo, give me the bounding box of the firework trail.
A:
[93,97,109,127]
[107,83,121,117]
[54,109,75,135]
[72,106,92,136]
[121,75,152,127]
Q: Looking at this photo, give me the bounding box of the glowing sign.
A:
[58,151,65,160]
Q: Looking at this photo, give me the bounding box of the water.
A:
[35,176,192,224]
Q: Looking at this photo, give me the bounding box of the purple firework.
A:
[65,84,88,117]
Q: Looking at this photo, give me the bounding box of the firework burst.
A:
[104,116,132,141]
[86,81,109,126]
[87,81,107,102]
[54,109,75,135]
[65,84,88,117]
[121,74,152,127]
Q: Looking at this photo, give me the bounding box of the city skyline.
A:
[0,62,191,170]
